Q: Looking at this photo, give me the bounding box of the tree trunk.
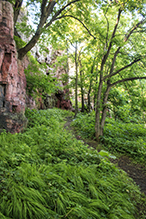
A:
[87,79,92,112]
[95,80,103,141]
[80,70,85,112]
[64,45,70,99]
[100,85,111,135]
[94,65,99,110]
[75,42,78,117]
[87,58,96,112]
[18,31,41,60]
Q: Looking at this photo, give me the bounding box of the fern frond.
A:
[66,190,89,205]
[89,200,109,212]
[56,197,66,215]
[88,184,99,199]
[84,207,101,218]
[0,212,12,219]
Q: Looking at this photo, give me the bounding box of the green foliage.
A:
[24,54,57,99]
[109,86,146,123]
[14,36,26,49]
[0,108,144,218]
[72,112,96,139]
[102,118,146,163]
[15,10,35,39]
[71,111,146,164]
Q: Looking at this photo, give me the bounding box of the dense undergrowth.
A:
[71,112,146,164]
[0,108,145,218]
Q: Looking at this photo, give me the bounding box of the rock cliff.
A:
[0,0,27,133]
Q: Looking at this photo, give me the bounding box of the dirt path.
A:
[112,156,146,195]
[64,117,146,196]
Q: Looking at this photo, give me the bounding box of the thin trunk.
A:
[100,85,111,135]
[87,80,92,112]
[94,66,98,110]
[75,42,78,117]
[64,45,70,99]
[94,93,96,111]
[95,56,105,141]
[95,80,103,141]
[78,52,84,112]
[80,70,84,112]
[87,57,96,112]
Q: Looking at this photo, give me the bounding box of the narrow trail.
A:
[64,117,146,196]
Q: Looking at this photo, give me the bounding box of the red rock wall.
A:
[0,1,27,133]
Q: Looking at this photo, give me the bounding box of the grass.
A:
[0,108,145,218]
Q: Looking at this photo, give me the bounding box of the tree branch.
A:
[102,18,145,81]
[104,9,110,50]
[41,0,48,15]
[39,0,56,29]
[56,15,96,39]
[111,76,146,87]
[14,0,23,25]
[46,1,57,19]
[104,58,141,81]
[124,18,146,42]
[108,46,121,75]
[45,0,81,28]
[18,0,81,59]
[101,9,122,68]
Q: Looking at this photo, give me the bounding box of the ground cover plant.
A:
[71,112,146,164]
[0,108,145,218]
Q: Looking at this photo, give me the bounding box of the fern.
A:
[0,108,144,219]
[0,212,12,219]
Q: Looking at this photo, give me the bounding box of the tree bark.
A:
[87,57,96,112]
[95,80,103,141]
[75,42,78,117]
[79,69,85,112]
[18,31,41,59]
[100,85,111,135]
[87,88,91,112]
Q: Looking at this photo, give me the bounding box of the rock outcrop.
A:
[0,1,27,133]
[36,48,73,110]
[55,90,74,111]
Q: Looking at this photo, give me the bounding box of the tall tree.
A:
[91,3,146,141]
[78,52,85,112]
[12,0,95,60]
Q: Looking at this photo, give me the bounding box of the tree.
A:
[12,0,95,60]
[78,51,85,112]
[12,0,146,142]
[91,3,146,141]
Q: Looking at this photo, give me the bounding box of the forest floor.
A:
[64,116,146,218]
